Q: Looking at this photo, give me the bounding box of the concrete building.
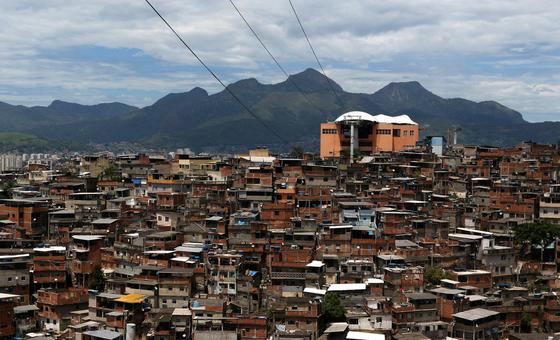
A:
[0,293,19,338]
[451,308,500,340]
[0,154,23,172]
[320,111,419,159]
[37,287,88,332]
[0,198,49,238]
[33,245,67,290]
[540,184,560,224]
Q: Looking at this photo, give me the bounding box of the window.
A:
[246,178,260,185]
[403,130,408,136]
[376,129,391,135]
[322,128,337,134]
[393,129,401,137]
[410,130,415,136]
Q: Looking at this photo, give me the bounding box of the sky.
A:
[1,0,559,122]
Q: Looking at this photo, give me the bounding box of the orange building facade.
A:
[320,111,419,159]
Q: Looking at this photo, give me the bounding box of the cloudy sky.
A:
[1,0,559,121]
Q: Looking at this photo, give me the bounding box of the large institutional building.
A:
[320,111,419,159]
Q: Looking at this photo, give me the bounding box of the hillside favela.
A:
[1,1,560,340]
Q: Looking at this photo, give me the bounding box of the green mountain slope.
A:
[0,100,138,132]
[1,68,558,150]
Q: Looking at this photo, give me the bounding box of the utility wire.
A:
[144,0,288,144]
[288,0,343,107]
[228,0,324,113]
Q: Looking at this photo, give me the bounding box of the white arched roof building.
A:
[320,110,420,159]
[334,111,417,125]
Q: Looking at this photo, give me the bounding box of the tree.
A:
[424,266,447,285]
[324,292,346,323]
[101,165,119,180]
[520,312,532,332]
[289,146,304,159]
[0,180,16,199]
[88,265,105,291]
[513,222,560,262]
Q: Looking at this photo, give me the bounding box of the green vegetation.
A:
[424,266,448,285]
[101,165,120,180]
[88,265,106,291]
[0,132,48,151]
[520,312,532,332]
[324,292,346,323]
[0,180,16,199]
[289,146,304,158]
[3,68,560,151]
[513,221,560,260]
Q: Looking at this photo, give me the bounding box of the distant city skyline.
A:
[1,0,559,122]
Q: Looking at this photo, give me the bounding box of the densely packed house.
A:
[1,141,560,339]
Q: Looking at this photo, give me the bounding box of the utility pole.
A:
[123,310,129,340]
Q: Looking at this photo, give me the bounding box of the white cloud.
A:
[0,0,559,120]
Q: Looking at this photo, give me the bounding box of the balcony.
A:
[351,248,376,257]
[285,310,319,318]
[34,264,66,272]
[71,260,97,274]
[159,278,191,285]
[34,273,66,284]
[326,234,351,241]
[305,273,320,280]
[271,272,306,280]
[38,310,59,319]
[37,288,88,305]
[217,276,236,283]
[34,255,65,262]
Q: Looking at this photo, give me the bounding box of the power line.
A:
[227,0,324,113]
[144,0,288,144]
[288,0,343,107]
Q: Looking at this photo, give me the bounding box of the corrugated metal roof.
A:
[328,283,366,292]
[114,293,146,303]
[453,308,499,321]
[83,329,121,340]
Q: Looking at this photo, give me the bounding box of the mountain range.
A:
[0,68,558,152]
